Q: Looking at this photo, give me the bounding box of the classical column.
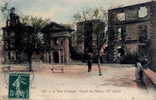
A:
[59,50,61,64]
[64,37,70,63]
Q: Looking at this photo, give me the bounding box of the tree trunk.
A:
[97,54,102,76]
[49,51,51,64]
[29,57,32,72]
[28,52,32,72]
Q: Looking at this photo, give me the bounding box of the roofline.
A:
[77,19,105,24]
[42,21,74,33]
[109,1,154,11]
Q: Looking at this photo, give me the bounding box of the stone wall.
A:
[142,69,156,89]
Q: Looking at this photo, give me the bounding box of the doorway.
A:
[53,51,59,63]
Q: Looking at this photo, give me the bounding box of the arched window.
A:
[138,7,148,18]
[117,13,125,21]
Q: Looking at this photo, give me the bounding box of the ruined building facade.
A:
[108,1,156,69]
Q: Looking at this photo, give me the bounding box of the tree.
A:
[1,4,50,71]
[0,2,10,21]
[95,22,107,76]
[21,16,50,50]
[73,7,108,23]
[73,7,108,76]
[20,16,50,71]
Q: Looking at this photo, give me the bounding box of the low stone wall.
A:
[142,69,156,89]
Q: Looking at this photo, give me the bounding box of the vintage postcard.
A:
[0,0,156,100]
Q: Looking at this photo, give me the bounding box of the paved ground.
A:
[34,64,138,88]
[0,64,156,100]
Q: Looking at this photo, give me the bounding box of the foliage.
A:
[21,16,50,30]
[17,16,49,71]
[0,2,10,20]
[73,7,108,23]
[94,22,107,51]
[1,3,50,70]
[0,3,50,49]
[21,16,50,50]
[72,7,108,51]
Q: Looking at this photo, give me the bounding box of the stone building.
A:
[3,22,73,64]
[2,7,73,64]
[107,1,156,67]
[41,22,73,64]
[2,7,23,63]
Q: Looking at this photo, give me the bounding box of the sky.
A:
[0,0,152,26]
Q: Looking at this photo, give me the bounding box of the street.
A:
[0,64,156,100]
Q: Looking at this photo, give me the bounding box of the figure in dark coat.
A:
[87,52,92,72]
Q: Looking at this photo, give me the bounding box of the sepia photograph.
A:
[0,0,156,100]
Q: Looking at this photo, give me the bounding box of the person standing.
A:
[87,52,92,72]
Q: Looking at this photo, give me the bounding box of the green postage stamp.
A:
[9,73,30,99]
